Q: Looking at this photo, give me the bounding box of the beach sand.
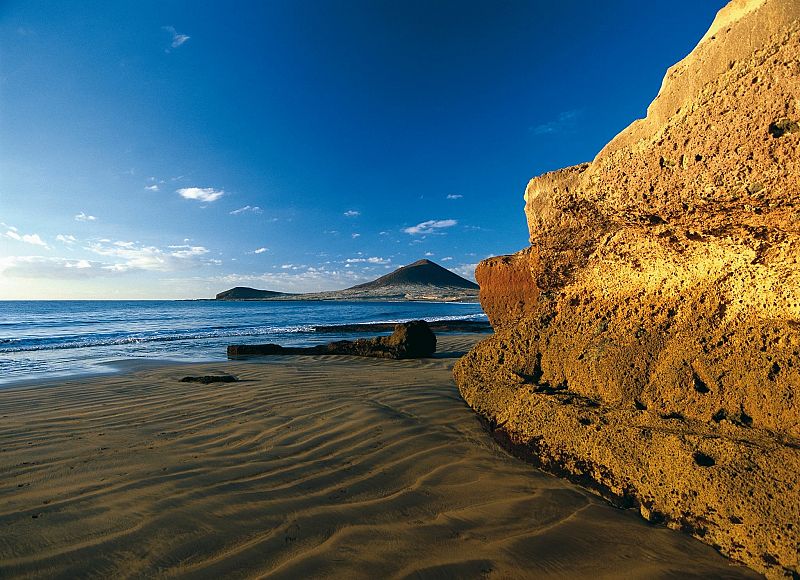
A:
[0,335,757,578]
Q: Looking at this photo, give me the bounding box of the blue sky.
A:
[0,1,725,299]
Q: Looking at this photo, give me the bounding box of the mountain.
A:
[214,260,479,302]
[348,259,478,291]
[215,287,290,300]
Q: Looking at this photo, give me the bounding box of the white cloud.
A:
[345,256,391,264]
[85,240,212,272]
[145,184,159,191]
[450,263,478,281]
[74,212,97,222]
[163,26,190,49]
[441,256,453,261]
[343,210,360,217]
[352,233,361,238]
[230,205,263,215]
[253,247,268,254]
[177,187,224,202]
[424,252,434,256]
[166,245,209,258]
[403,219,457,235]
[446,194,463,200]
[0,256,107,279]
[56,234,77,244]
[3,227,49,248]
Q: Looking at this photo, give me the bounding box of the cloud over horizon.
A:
[0,256,108,279]
[74,212,97,222]
[84,239,213,273]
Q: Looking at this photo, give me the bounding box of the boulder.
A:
[228,320,437,359]
[453,1,800,576]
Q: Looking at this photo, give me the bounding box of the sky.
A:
[0,0,726,299]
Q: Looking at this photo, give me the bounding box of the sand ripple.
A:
[0,336,757,578]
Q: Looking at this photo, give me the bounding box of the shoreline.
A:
[0,333,757,578]
[0,323,490,391]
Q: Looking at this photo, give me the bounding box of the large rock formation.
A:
[454,1,800,576]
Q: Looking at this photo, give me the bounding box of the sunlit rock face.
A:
[454,0,800,576]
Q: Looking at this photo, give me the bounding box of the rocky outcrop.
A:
[454,1,800,577]
[228,320,437,359]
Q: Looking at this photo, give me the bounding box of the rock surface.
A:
[228,320,437,359]
[454,1,800,577]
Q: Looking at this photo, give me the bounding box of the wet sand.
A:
[0,335,758,578]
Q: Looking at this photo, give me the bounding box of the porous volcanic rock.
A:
[454,1,800,576]
[228,320,437,359]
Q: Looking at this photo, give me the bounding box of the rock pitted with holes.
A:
[454,0,800,576]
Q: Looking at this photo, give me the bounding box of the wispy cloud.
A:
[85,240,212,272]
[74,212,97,222]
[403,219,457,235]
[3,227,49,248]
[441,256,453,261]
[230,205,262,215]
[145,184,159,192]
[345,256,390,264]
[177,187,224,202]
[351,233,361,238]
[343,210,360,217]
[166,244,209,258]
[163,26,190,50]
[531,110,582,135]
[424,252,434,256]
[451,263,478,281]
[253,247,268,254]
[0,256,108,279]
[56,234,77,244]
[446,194,463,200]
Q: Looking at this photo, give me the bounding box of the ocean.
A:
[0,300,487,386]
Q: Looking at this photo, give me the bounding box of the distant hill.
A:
[348,259,478,291]
[215,287,290,300]
[214,260,479,302]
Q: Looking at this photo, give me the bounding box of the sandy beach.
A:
[0,334,757,578]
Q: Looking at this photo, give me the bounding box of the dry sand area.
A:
[0,335,758,578]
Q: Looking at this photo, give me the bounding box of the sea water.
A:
[0,300,487,386]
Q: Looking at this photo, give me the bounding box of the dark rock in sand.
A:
[180,374,239,384]
[228,320,437,359]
